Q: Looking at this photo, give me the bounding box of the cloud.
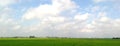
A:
[23,0,77,20]
[92,0,111,3]
[20,0,95,37]
[22,0,78,30]
[93,0,117,3]
[0,0,17,6]
[99,16,109,22]
[91,18,120,38]
[18,0,79,37]
[0,5,22,37]
[12,25,21,30]
[92,0,120,4]
[22,4,60,20]
[74,13,90,21]
[86,11,120,38]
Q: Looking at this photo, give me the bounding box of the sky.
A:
[0,0,120,38]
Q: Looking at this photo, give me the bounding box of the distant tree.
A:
[113,37,120,39]
[29,36,35,38]
[13,36,18,38]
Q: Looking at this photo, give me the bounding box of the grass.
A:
[0,38,120,46]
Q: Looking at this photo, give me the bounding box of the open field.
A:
[0,38,120,46]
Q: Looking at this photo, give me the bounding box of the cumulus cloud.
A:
[92,0,107,3]
[93,0,120,4]
[21,0,76,35]
[23,0,77,20]
[21,0,93,37]
[0,4,22,37]
[0,0,17,6]
[74,13,90,21]
[90,18,120,38]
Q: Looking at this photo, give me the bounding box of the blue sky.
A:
[0,0,120,38]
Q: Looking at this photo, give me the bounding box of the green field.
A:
[0,38,120,46]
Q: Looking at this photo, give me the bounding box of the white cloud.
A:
[0,18,3,22]
[96,12,110,22]
[88,15,120,38]
[0,0,17,6]
[93,0,108,3]
[52,0,77,11]
[23,0,77,20]
[99,16,109,22]
[23,4,60,20]
[0,5,22,37]
[41,16,65,24]
[15,0,120,38]
[21,0,77,36]
[20,0,81,37]
[12,25,21,30]
[74,13,90,21]
[93,0,119,3]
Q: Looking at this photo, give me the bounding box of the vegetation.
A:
[0,38,120,46]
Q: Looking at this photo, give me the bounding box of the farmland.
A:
[0,38,120,46]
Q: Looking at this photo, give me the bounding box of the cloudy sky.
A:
[0,0,120,38]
